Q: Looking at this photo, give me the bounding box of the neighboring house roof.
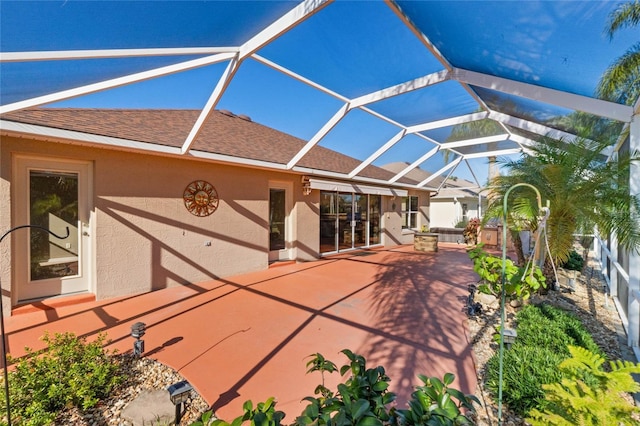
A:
[432,187,481,200]
[1,108,420,187]
[381,162,483,199]
[381,162,447,187]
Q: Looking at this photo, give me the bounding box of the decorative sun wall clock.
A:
[183,180,219,217]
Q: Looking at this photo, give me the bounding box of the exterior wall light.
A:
[167,380,193,425]
[301,175,311,195]
[131,322,146,356]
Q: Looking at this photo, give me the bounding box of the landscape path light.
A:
[167,380,193,425]
[130,322,146,356]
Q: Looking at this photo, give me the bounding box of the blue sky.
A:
[2,1,637,186]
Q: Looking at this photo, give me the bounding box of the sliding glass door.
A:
[320,191,381,254]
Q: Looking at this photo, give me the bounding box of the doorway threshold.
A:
[268,260,296,269]
[12,293,96,316]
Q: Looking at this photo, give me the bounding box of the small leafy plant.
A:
[467,244,546,301]
[1,331,122,425]
[527,346,640,425]
[195,398,285,426]
[297,350,479,426]
[296,349,395,426]
[196,350,480,426]
[393,373,480,426]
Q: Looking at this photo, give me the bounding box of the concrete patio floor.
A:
[4,243,480,421]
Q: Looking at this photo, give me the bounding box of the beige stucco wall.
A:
[0,142,12,316]
[0,136,319,309]
[382,191,430,245]
[0,135,426,313]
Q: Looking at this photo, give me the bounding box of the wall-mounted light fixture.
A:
[131,322,146,356]
[301,175,311,195]
[168,380,193,425]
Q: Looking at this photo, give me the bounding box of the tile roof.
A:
[381,162,483,199]
[381,162,446,187]
[1,108,419,186]
[431,187,481,200]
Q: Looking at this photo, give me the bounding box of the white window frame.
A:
[402,195,418,229]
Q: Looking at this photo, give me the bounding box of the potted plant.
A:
[560,249,584,290]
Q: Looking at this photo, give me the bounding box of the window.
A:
[269,188,286,251]
[402,196,418,229]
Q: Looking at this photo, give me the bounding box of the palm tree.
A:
[596,0,640,105]
[483,135,640,269]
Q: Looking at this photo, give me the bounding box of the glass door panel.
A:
[369,195,381,245]
[338,193,353,250]
[269,189,286,251]
[354,194,367,248]
[29,171,79,281]
[320,191,337,253]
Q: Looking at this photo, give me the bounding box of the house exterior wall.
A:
[385,191,430,245]
[1,136,413,312]
[1,137,321,306]
[430,197,479,228]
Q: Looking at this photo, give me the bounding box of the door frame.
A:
[12,154,94,303]
[268,181,293,262]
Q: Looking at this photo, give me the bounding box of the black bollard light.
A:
[130,322,146,356]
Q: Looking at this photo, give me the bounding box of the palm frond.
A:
[596,42,640,104]
[606,0,640,39]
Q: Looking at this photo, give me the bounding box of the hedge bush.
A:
[1,332,123,426]
[485,303,603,416]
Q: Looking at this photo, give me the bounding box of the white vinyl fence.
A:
[594,234,640,361]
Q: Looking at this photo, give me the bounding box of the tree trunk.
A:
[511,230,525,266]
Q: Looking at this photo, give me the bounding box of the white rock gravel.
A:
[55,355,209,425]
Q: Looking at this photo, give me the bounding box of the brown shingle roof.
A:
[1,108,417,185]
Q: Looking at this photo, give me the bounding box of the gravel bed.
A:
[467,255,634,426]
[55,355,209,425]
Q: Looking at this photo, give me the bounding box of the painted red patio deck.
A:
[4,243,480,421]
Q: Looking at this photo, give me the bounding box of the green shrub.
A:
[296,349,395,426]
[468,244,546,301]
[560,250,584,272]
[527,346,640,425]
[535,304,602,355]
[454,219,468,229]
[194,350,480,426]
[193,398,285,426]
[1,331,123,426]
[485,304,604,417]
[487,345,565,414]
[393,373,480,426]
[514,304,602,357]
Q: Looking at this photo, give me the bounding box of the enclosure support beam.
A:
[628,106,640,350]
